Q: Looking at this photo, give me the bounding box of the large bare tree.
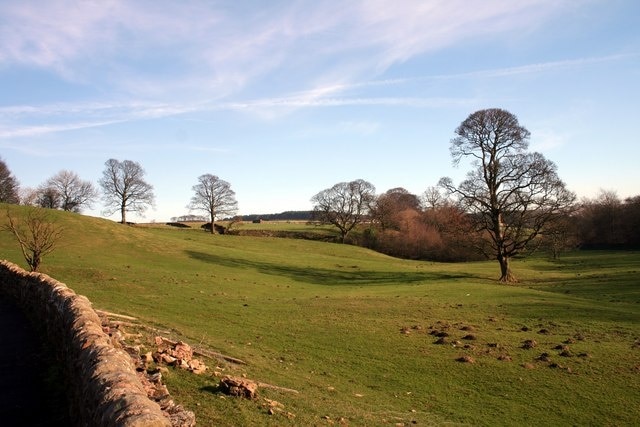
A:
[39,170,98,212]
[188,174,238,234]
[439,108,575,282]
[0,158,20,204]
[4,207,63,272]
[99,159,155,224]
[311,179,376,242]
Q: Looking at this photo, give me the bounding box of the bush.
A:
[166,222,191,228]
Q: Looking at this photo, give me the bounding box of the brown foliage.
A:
[364,206,483,262]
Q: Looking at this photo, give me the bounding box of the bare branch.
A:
[3,207,63,272]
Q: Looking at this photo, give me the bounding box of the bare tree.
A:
[422,186,448,209]
[18,187,39,206]
[40,170,98,212]
[0,158,20,204]
[4,207,63,272]
[99,159,155,224]
[439,108,576,282]
[35,185,61,209]
[311,179,376,242]
[188,174,238,234]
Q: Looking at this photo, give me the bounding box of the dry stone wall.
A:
[0,260,171,427]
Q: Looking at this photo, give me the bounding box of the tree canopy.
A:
[440,108,576,282]
[311,179,376,242]
[37,170,98,212]
[188,174,238,233]
[99,159,155,224]
[0,158,20,204]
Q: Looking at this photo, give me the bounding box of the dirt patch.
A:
[536,353,552,362]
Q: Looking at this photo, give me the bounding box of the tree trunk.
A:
[121,205,127,224]
[498,254,517,283]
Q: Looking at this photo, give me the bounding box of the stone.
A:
[188,359,207,375]
[159,353,177,365]
[172,342,193,361]
[219,376,258,399]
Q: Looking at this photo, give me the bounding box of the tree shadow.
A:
[185,250,472,286]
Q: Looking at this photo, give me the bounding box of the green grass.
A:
[1,205,639,426]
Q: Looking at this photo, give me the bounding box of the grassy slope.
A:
[1,206,639,426]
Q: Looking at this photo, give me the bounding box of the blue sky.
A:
[1,0,639,222]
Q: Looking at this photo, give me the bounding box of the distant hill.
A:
[238,210,314,222]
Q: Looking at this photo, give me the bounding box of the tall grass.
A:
[1,206,639,425]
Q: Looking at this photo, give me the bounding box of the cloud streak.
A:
[1,0,618,140]
[0,0,575,99]
[1,50,632,140]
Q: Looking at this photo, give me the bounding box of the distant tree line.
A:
[576,190,640,250]
[239,211,314,222]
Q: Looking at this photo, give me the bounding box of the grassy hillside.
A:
[1,205,639,426]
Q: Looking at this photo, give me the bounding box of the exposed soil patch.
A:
[456,355,475,364]
[536,353,552,362]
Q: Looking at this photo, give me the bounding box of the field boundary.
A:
[0,260,170,427]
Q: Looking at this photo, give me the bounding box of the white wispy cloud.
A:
[0,120,125,139]
[1,50,629,140]
[0,0,575,98]
[1,0,611,139]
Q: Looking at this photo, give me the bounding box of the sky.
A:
[1,0,639,222]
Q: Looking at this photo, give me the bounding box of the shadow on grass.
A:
[201,384,223,395]
[185,250,473,286]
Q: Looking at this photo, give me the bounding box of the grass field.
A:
[1,206,639,426]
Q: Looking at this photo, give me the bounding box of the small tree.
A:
[0,158,20,204]
[440,108,576,282]
[311,179,376,242]
[99,159,155,224]
[35,185,61,209]
[40,170,98,212]
[4,207,63,272]
[188,174,238,234]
